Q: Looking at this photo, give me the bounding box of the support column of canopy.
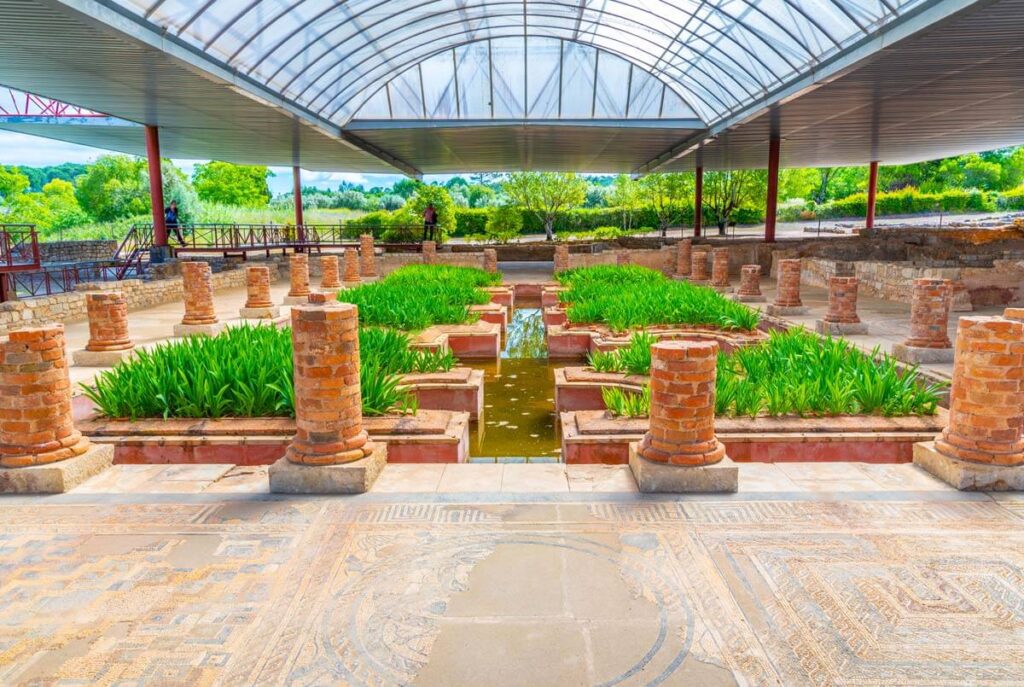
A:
[866,161,879,230]
[293,166,305,248]
[764,137,780,244]
[693,166,703,238]
[144,125,169,262]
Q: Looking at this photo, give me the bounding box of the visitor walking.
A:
[165,200,186,246]
[422,203,438,241]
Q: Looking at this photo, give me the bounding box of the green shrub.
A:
[484,205,523,243]
[588,331,656,375]
[602,386,651,418]
[556,265,760,332]
[453,208,489,235]
[338,264,501,330]
[998,185,1024,210]
[816,187,996,219]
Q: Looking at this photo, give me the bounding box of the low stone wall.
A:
[38,240,118,264]
[0,262,278,334]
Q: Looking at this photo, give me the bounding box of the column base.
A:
[72,347,136,367]
[815,319,868,336]
[688,279,711,287]
[343,280,362,289]
[711,284,733,293]
[628,443,738,493]
[892,343,953,364]
[317,288,341,299]
[672,274,691,281]
[149,245,172,264]
[282,294,312,305]
[913,441,1024,491]
[765,304,809,316]
[732,293,766,303]
[269,443,387,494]
[239,306,281,320]
[0,444,113,494]
[173,322,226,338]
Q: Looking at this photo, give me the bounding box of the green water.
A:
[468,308,562,462]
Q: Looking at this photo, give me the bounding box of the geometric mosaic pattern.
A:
[0,496,1022,685]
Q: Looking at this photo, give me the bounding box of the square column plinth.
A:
[240,305,281,320]
[72,348,136,367]
[892,343,954,364]
[0,444,113,494]
[173,322,226,337]
[269,443,387,494]
[629,444,738,493]
[914,442,1024,491]
[815,319,868,336]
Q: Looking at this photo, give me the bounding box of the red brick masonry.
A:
[0,324,92,467]
[344,248,361,283]
[320,255,341,289]
[711,248,730,287]
[245,265,274,308]
[180,261,219,325]
[287,254,311,298]
[483,248,498,273]
[360,234,378,277]
[690,247,710,282]
[903,278,952,349]
[823,276,861,324]
[676,239,691,277]
[737,265,762,297]
[773,259,803,307]
[84,291,133,352]
[554,244,569,273]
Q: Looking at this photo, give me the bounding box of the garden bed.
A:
[79,410,471,465]
[400,368,484,419]
[412,321,502,359]
[547,324,767,359]
[560,410,948,465]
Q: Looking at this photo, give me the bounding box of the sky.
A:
[0,130,413,194]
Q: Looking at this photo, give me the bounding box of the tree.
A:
[392,178,421,199]
[5,179,89,235]
[583,186,608,208]
[811,167,867,204]
[467,184,496,208]
[703,170,766,233]
[638,173,693,236]
[378,194,406,211]
[74,155,150,221]
[607,174,642,229]
[779,168,817,201]
[0,165,29,204]
[337,189,367,210]
[19,163,87,193]
[502,172,587,240]
[407,185,456,241]
[192,161,271,207]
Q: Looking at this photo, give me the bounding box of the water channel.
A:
[467,307,563,462]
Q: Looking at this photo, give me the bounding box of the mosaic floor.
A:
[1,486,1023,686]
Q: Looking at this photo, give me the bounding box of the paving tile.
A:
[500,463,569,492]
[854,463,954,491]
[437,464,503,492]
[204,466,270,494]
[735,463,803,492]
[566,465,638,493]
[373,464,446,493]
[157,464,234,482]
[775,461,879,482]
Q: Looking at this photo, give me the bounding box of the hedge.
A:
[813,188,996,219]
[997,185,1024,210]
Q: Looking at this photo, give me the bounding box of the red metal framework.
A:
[0,224,41,272]
[144,223,426,254]
[0,88,104,118]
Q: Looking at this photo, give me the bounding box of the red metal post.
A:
[693,166,703,238]
[866,160,879,230]
[764,136,781,243]
[144,125,167,248]
[293,166,305,246]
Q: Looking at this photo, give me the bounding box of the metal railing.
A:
[0,224,41,272]
[142,223,428,253]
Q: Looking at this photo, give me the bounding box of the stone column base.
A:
[239,306,281,320]
[892,343,954,364]
[913,441,1024,491]
[628,443,738,493]
[173,322,226,338]
[269,443,387,494]
[712,285,733,294]
[672,275,691,281]
[0,444,113,494]
[343,280,362,289]
[317,289,341,300]
[815,319,868,336]
[765,304,809,316]
[282,295,312,305]
[72,347,135,367]
[733,293,766,303]
[688,279,711,287]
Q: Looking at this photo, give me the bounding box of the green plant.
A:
[484,205,523,243]
[601,385,651,418]
[587,331,657,375]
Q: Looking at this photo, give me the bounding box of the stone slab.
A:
[173,322,226,338]
[815,319,869,336]
[72,348,135,367]
[239,306,281,320]
[765,304,809,316]
[712,285,734,294]
[281,295,311,305]
[732,293,766,303]
[628,443,738,493]
[268,443,386,494]
[0,444,113,494]
[913,441,1024,491]
[892,343,954,364]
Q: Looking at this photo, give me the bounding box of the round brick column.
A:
[710,248,730,287]
[934,316,1024,466]
[737,265,762,297]
[180,261,218,325]
[636,340,727,466]
[286,301,377,465]
[903,278,952,348]
[359,234,378,277]
[288,254,311,298]
[343,247,361,283]
[245,266,273,308]
[1003,307,1024,323]
[823,277,861,324]
[483,248,498,273]
[690,247,710,282]
[0,324,91,467]
[422,240,437,265]
[554,244,569,273]
[676,239,692,277]
[84,291,133,352]
[773,259,803,307]
[320,255,341,290]
[617,252,630,266]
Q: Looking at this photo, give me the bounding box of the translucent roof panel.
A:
[109,0,930,127]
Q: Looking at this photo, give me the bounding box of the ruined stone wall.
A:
[37,240,118,264]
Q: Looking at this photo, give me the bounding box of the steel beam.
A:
[764,137,780,244]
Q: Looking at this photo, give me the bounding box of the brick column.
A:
[422,240,437,265]
[734,265,764,302]
[554,244,569,274]
[817,277,867,335]
[690,247,710,283]
[617,252,630,266]
[1003,307,1024,322]
[175,261,223,336]
[629,340,736,492]
[710,248,730,290]
[360,234,378,277]
[240,265,279,320]
[766,258,808,316]
[343,247,361,284]
[676,239,691,278]
[914,316,1024,490]
[894,278,953,363]
[283,253,311,304]
[269,301,386,493]
[73,291,135,366]
[320,255,341,291]
[483,248,498,273]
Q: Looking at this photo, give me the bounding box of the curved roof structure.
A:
[0,0,1022,174]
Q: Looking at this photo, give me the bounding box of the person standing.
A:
[165,200,186,246]
[422,203,438,241]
